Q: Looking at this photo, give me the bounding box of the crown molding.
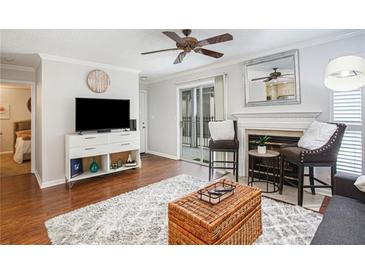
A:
[38,53,141,74]
[147,30,365,84]
[0,63,35,72]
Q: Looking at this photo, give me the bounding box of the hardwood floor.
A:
[0,155,210,244]
[1,154,329,245]
[0,153,31,178]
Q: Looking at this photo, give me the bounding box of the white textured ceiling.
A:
[0,29,357,80]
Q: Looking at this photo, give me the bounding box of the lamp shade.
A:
[324,55,365,91]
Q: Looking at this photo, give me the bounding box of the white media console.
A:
[65,130,141,187]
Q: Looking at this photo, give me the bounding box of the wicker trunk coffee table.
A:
[168,179,262,245]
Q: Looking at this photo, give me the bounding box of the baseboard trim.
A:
[0,150,13,155]
[34,171,42,189]
[41,178,66,189]
[147,150,179,160]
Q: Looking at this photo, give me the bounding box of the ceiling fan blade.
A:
[174,51,187,64]
[251,76,270,81]
[141,48,178,55]
[197,33,233,47]
[280,73,294,76]
[162,31,184,44]
[194,48,223,58]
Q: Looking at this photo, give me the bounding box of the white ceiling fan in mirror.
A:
[243,49,301,107]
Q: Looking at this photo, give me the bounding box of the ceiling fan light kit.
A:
[141,29,233,64]
[324,55,365,91]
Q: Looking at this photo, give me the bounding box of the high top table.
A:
[248,149,280,193]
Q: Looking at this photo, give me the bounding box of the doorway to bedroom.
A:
[0,83,32,178]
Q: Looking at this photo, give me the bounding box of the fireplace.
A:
[231,110,321,177]
[248,133,300,185]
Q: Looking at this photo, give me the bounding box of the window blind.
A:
[332,90,362,175]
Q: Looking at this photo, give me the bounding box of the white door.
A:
[139,91,147,153]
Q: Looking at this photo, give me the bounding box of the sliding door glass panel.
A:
[181,88,200,163]
[201,86,215,164]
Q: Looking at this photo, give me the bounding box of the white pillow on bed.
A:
[298,121,337,150]
[208,120,235,141]
[354,175,365,192]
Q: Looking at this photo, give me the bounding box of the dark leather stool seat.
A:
[280,146,310,163]
[209,139,239,150]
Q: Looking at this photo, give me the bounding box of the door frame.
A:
[139,90,148,153]
[0,79,36,174]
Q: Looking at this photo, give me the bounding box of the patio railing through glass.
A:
[182,116,214,148]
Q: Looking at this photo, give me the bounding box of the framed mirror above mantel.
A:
[243,49,301,107]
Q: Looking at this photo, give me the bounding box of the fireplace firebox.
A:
[248,134,300,186]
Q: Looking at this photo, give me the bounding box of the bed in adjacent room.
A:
[13,120,31,164]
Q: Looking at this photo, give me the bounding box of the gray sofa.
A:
[311,174,365,245]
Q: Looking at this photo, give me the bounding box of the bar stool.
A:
[279,123,346,206]
[208,120,239,182]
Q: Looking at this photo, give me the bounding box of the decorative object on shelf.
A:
[70,158,83,178]
[324,55,365,91]
[117,158,123,167]
[243,49,301,107]
[198,179,236,205]
[256,135,270,154]
[86,69,111,93]
[124,153,137,167]
[111,158,124,169]
[27,98,31,112]
[127,154,133,163]
[0,103,10,120]
[89,158,99,173]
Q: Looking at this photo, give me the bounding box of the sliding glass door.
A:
[180,76,224,165]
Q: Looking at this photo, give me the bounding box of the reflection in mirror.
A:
[243,50,300,106]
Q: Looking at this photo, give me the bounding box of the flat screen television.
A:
[75,98,130,132]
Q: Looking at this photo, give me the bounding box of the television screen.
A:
[75,98,130,132]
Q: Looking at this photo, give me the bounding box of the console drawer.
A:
[69,134,108,148]
[108,140,140,153]
[69,145,109,158]
[109,131,139,144]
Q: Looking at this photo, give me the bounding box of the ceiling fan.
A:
[251,68,294,82]
[141,29,233,64]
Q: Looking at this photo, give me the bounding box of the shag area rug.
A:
[45,174,322,245]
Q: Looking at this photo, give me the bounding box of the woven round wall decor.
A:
[87,69,111,93]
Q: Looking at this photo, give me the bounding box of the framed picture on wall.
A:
[0,104,10,120]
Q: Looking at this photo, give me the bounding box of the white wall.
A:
[0,86,31,152]
[40,58,139,185]
[147,34,365,160]
[0,67,34,82]
[35,63,43,180]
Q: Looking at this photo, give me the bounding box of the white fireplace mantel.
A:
[231,111,322,119]
[231,110,322,176]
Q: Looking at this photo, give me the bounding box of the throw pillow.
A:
[354,175,365,192]
[298,121,337,150]
[208,120,235,141]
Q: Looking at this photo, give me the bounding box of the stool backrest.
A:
[209,120,238,141]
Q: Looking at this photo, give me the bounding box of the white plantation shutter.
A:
[332,90,363,175]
